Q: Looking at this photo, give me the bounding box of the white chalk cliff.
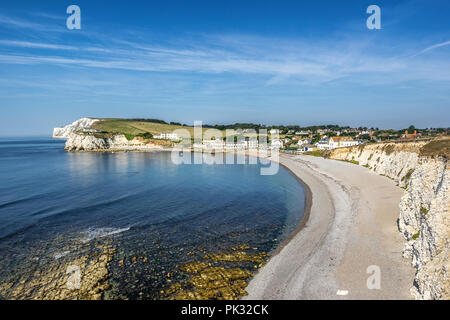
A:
[53,118,100,138]
[54,119,166,151]
[64,133,162,151]
[330,140,449,299]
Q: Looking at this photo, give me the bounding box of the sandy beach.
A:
[244,153,415,300]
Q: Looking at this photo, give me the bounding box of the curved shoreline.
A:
[268,161,312,257]
[57,147,415,299]
[244,153,415,300]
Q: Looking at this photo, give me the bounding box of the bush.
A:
[137,132,153,139]
[125,134,135,141]
[383,144,395,156]
[304,150,327,157]
[420,207,429,216]
[401,169,415,182]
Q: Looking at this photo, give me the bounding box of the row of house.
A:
[154,132,180,140]
[315,136,361,150]
[195,139,277,150]
[155,131,361,151]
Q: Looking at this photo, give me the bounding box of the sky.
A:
[0,0,449,136]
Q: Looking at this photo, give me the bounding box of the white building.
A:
[198,138,260,150]
[154,132,180,140]
[202,139,225,150]
[270,139,284,149]
[328,136,360,148]
[315,139,331,150]
[297,138,311,146]
[244,140,259,149]
[315,136,361,150]
[269,129,280,135]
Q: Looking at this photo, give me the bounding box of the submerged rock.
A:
[165,245,269,300]
[0,245,115,300]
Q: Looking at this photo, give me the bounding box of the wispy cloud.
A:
[0,13,62,32]
[0,34,448,85]
[0,13,449,89]
[419,40,450,54]
[0,40,77,50]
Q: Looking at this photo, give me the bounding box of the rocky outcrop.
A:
[329,139,449,299]
[399,158,449,299]
[64,133,163,151]
[328,141,427,188]
[53,118,99,138]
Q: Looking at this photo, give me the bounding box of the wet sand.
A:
[244,154,415,299]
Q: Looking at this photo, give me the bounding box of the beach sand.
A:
[244,153,415,300]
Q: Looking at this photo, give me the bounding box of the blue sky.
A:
[0,0,449,135]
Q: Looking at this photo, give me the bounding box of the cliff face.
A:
[64,133,163,151]
[53,118,99,138]
[329,139,449,299]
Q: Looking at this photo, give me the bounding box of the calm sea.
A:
[0,137,306,299]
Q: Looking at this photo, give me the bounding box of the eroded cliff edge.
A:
[328,138,449,299]
[53,118,169,151]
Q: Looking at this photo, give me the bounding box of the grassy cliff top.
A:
[91,119,203,138]
[419,138,450,158]
[328,136,450,159]
[90,118,265,139]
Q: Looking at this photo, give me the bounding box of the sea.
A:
[0,137,306,299]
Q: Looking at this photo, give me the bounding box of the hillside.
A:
[91,118,264,140]
[91,119,200,139]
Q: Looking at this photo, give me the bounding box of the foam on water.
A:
[80,227,131,243]
[54,250,71,260]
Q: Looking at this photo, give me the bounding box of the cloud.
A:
[409,40,450,58]
[0,13,62,32]
[420,40,450,54]
[0,40,78,51]
[0,14,449,87]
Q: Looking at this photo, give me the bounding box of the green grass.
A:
[420,207,429,216]
[401,168,415,182]
[91,119,263,140]
[412,231,420,240]
[304,150,329,158]
[358,143,366,156]
[383,144,395,156]
[92,119,197,138]
[136,132,154,139]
